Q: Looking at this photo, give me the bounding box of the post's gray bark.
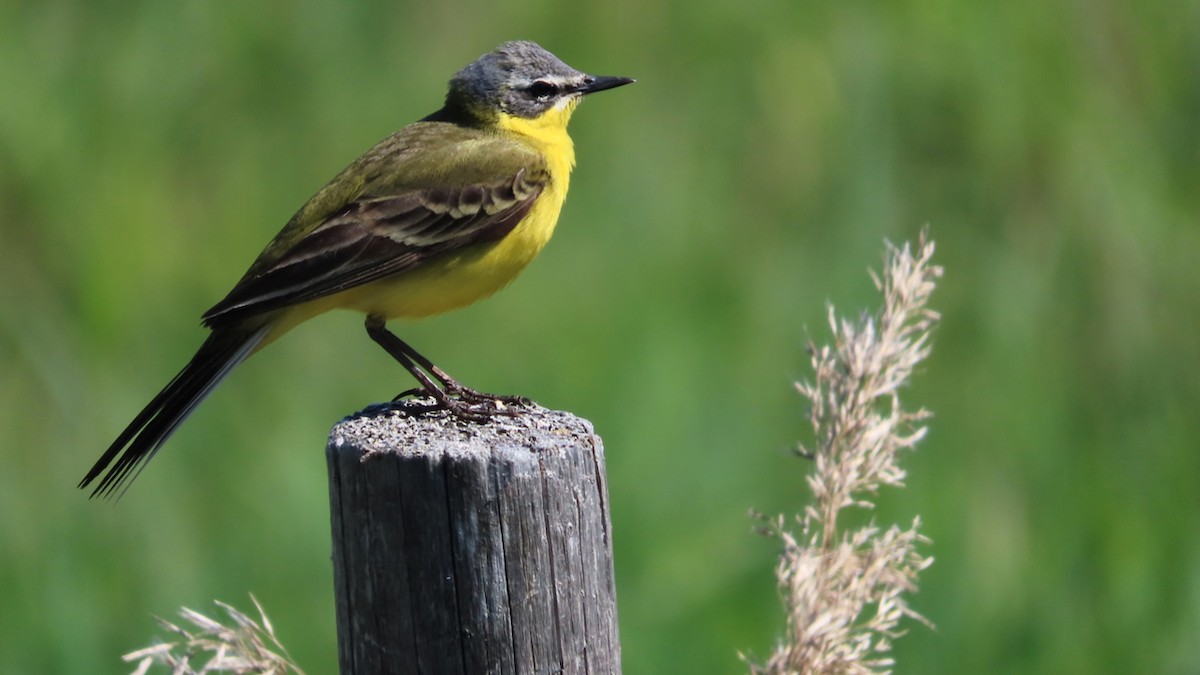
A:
[327,402,621,674]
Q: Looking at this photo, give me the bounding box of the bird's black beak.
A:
[576,75,636,95]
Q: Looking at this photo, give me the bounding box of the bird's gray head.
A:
[444,41,633,121]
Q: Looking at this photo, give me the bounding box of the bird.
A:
[80,40,634,498]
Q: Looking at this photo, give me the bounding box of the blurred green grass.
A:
[2,1,1198,673]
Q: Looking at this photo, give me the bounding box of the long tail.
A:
[80,323,271,499]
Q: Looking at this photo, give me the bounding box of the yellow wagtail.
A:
[81,41,633,497]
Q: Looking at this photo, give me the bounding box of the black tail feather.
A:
[81,325,270,499]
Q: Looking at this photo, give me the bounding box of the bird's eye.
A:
[527,80,557,100]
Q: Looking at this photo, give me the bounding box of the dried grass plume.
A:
[747,234,941,675]
[124,595,304,675]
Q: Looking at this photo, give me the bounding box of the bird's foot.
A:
[391,386,531,422]
[444,382,532,408]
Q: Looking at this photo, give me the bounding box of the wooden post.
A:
[326,402,621,675]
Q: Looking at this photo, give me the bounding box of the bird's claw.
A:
[391,387,530,422]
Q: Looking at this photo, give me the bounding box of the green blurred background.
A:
[2,0,1198,672]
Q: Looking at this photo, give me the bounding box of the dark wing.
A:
[202,167,544,328]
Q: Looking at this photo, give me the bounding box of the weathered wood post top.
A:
[327,401,621,675]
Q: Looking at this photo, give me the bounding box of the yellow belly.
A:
[343,106,578,320]
[259,106,578,348]
[341,185,567,319]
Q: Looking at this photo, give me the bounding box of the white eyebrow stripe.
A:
[530,74,581,87]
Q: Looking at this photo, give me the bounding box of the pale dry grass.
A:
[124,595,304,675]
[747,234,941,675]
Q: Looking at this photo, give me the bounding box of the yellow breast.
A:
[327,106,579,321]
[486,102,578,267]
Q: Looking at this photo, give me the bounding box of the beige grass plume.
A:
[748,234,941,675]
[124,595,304,675]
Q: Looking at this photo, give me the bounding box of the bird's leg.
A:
[364,316,527,420]
[387,331,531,407]
[364,318,475,418]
